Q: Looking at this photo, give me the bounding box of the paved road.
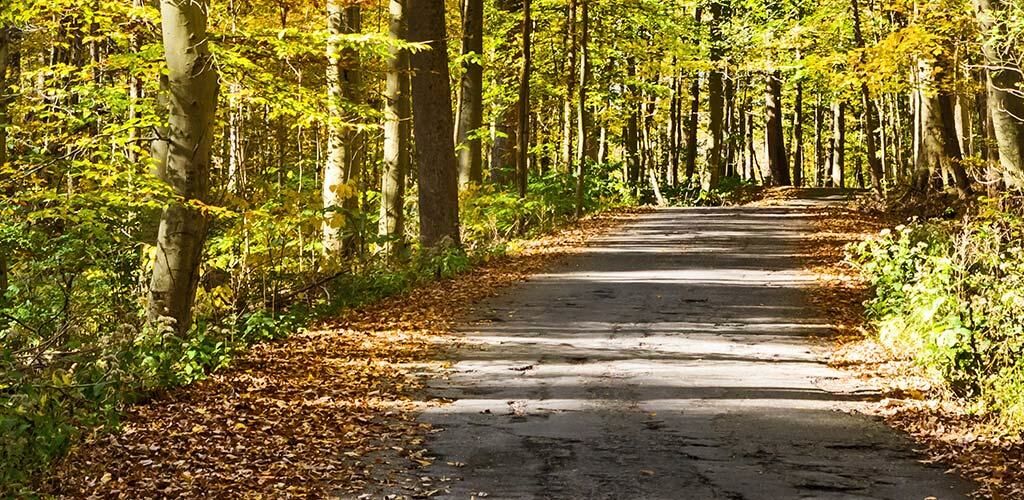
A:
[417,200,969,499]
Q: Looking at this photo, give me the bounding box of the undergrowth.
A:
[849,196,1024,431]
[0,163,633,493]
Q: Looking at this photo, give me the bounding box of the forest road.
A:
[413,197,971,499]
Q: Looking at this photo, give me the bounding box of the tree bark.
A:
[973,0,1024,188]
[669,68,680,186]
[707,2,726,188]
[814,95,824,186]
[792,80,804,187]
[0,26,11,303]
[562,0,576,173]
[147,0,220,333]
[765,71,790,185]
[830,100,846,188]
[323,2,362,256]
[515,0,532,198]
[851,0,885,195]
[456,0,483,186]
[573,0,590,218]
[380,0,410,261]
[409,0,461,247]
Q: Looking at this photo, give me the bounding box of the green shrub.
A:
[849,200,1024,427]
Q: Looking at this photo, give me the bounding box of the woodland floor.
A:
[47,191,999,499]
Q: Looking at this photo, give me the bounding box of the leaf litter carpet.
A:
[44,210,641,498]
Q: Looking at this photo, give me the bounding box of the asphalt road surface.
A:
[416,199,969,499]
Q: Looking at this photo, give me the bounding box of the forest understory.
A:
[40,209,642,498]
[807,197,1024,500]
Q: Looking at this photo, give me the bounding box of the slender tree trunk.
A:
[626,60,641,190]
[0,26,11,303]
[724,72,737,178]
[765,71,790,185]
[380,0,410,260]
[793,80,804,187]
[890,94,906,182]
[147,0,219,333]
[974,0,1024,187]
[830,100,846,188]
[669,67,680,186]
[978,70,1001,194]
[455,0,483,186]
[562,0,577,173]
[573,0,590,217]
[323,2,362,256]
[515,0,532,198]
[685,76,700,182]
[409,0,461,247]
[707,2,725,187]
[814,95,824,186]
[851,0,884,195]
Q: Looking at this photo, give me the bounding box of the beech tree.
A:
[456,0,484,186]
[380,0,410,260]
[147,0,219,332]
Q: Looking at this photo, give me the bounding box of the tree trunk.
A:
[814,95,824,186]
[323,2,362,256]
[515,0,532,198]
[562,0,576,173]
[573,0,590,218]
[830,100,846,188]
[707,2,725,187]
[792,80,804,187]
[380,0,410,261]
[147,0,219,333]
[455,0,483,186]
[851,0,884,195]
[765,71,790,185]
[409,0,461,247]
[669,68,680,186]
[0,26,11,303]
[685,77,700,182]
[974,0,1024,188]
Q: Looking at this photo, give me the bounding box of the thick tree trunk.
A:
[573,0,590,217]
[455,0,483,186]
[409,0,461,247]
[515,0,532,198]
[974,0,1024,188]
[939,92,972,196]
[916,58,972,196]
[830,100,846,188]
[765,71,790,185]
[380,0,410,261]
[147,0,219,333]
